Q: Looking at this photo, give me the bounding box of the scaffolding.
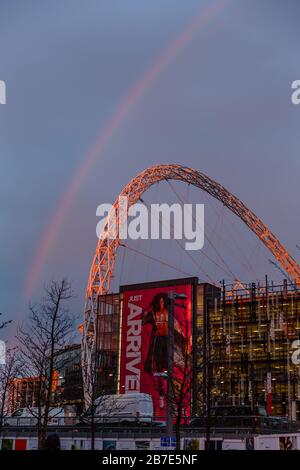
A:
[205,280,300,419]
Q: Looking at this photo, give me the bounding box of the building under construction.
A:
[207,279,300,419]
[94,277,300,420]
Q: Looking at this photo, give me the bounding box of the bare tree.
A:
[83,350,123,450]
[0,312,12,330]
[0,348,21,434]
[164,332,213,450]
[163,339,193,450]
[17,279,74,449]
[145,306,193,450]
[84,347,99,451]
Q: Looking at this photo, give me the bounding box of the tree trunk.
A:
[91,410,95,450]
[0,372,10,435]
[38,419,44,450]
[175,412,182,450]
[0,393,6,435]
[41,413,49,449]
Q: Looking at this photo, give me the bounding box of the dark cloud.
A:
[0,0,300,341]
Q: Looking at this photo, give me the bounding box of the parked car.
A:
[79,392,153,426]
[263,416,299,432]
[190,405,268,429]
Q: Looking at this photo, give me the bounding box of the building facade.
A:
[8,344,84,413]
[95,277,219,418]
[95,277,300,420]
[207,280,300,419]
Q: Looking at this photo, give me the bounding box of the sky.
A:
[1,0,300,342]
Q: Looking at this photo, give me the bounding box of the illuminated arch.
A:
[82,164,300,399]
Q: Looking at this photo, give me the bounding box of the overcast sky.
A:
[1,0,300,341]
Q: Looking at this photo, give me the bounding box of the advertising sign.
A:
[119,282,192,418]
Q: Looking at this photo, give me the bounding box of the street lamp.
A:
[174,293,187,300]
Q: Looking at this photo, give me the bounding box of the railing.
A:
[189,415,300,434]
[2,414,300,435]
[3,415,162,428]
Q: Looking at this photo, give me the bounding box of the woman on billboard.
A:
[142,292,187,374]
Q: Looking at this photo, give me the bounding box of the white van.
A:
[81,393,153,425]
[5,407,66,426]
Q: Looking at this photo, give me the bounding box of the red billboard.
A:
[119,282,192,418]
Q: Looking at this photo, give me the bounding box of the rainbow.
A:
[23,0,228,299]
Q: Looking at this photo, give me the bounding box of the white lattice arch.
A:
[82,164,300,400]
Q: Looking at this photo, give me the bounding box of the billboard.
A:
[119,281,193,418]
